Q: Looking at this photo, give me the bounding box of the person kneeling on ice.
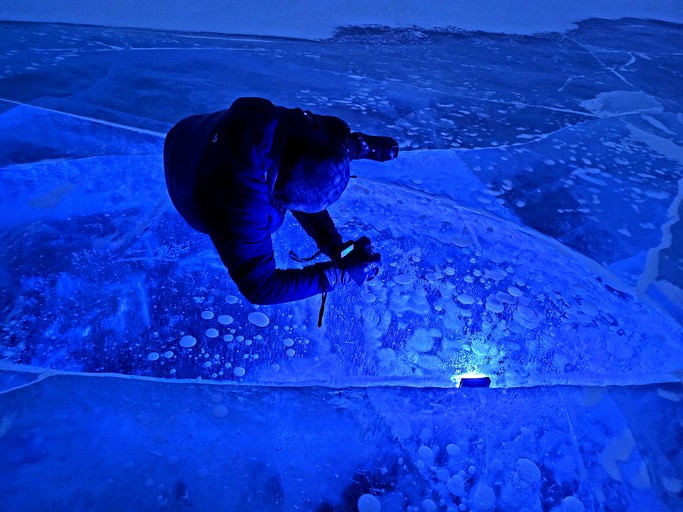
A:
[163,97,398,307]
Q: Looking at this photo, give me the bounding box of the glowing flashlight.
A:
[450,373,492,388]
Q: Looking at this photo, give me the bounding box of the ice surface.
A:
[1,17,683,511]
[1,371,681,511]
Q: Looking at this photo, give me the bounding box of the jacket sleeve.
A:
[209,209,335,305]
[291,210,344,260]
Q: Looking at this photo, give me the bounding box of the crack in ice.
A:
[637,176,683,294]
[0,97,165,137]
[563,36,640,91]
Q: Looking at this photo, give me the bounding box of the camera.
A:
[339,236,381,285]
[347,132,399,162]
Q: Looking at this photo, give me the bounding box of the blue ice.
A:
[1,18,682,512]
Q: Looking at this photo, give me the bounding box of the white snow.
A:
[580,91,662,118]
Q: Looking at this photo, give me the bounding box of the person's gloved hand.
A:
[323,236,381,287]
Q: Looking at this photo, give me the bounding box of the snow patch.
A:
[580,91,662,117]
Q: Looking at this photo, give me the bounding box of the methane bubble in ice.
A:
[485,296,504,313]
[233,367,245,377]
[457,294,475,305]
[417,445,435,464]
[508,286,524,297]
[205,328,219,338]
[283,338,294,347]
[164,351,174,359]
[217,315,233,325]
[473,485,496,512]
[393,274,414,285]
[446,444,460,456]
[357,494,381,512]
[201,310,214,320]
[286,349,296,357]
[422,499,437,512]
[514,305,541,329]
[485,268,507,281]
[516,458,541,484]
[179,335,197,348]
[579,300,599,316]
[448,475,466,497]
[225,295,238,304]
[496,291,515,304]
[561,496,586,512]
[147,352,160,361]
[212,404,229,418]
[248,311,270,327]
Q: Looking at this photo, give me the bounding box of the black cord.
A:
[318,292,327,327]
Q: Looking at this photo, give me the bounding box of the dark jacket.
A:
[163,97,346,304]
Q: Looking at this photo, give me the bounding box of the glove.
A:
[323,236,381,288]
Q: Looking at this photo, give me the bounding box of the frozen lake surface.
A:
[1,18,682,511]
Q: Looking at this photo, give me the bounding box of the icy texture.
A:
[0,372,681,512]
[1,17,683,512]
[1,20,682,388]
